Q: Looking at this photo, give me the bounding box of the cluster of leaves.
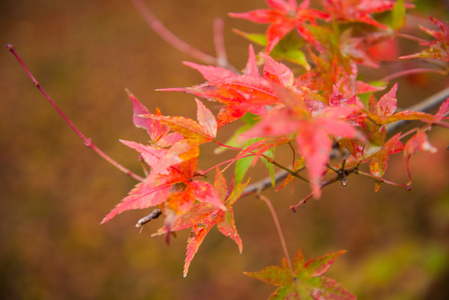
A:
[100,0,449,298]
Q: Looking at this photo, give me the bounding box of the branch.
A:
[213,18,228,67]
[130,0,217,65]
[135,209,162,228]
[7,44,144,182]
[379,68,447,83]
[242,170,290,197]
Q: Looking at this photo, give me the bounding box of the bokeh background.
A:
[1,0,449,299]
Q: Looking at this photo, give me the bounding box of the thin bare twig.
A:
[7,44,144,182]
[257,193,295,276]
[135,209,162,228]
[379,68,447,83]
[213,18,228,67]
[242,170,290,197]
[130,0,217,65]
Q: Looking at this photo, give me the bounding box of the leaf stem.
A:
[214,139,308,182]
[256,193,294,276]
[196,153,255,178]
[242,170,290,196]
[291,167,356,211]
[290,193,313,212]
[356,170,411,191]
[379,68,446,83]
[7,44,144,182]
[213,139,245,152]
[269,159,309,182]
[397,32,428,44]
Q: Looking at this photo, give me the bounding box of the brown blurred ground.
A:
[1,1,449,299]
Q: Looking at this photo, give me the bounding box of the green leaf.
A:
[242,112,260,125]
[390,0,406,30]
[214,123,254,155]
[271,31,310,70]
[235,155,254,184]
[233,29,267,46]
[245,248,355,299]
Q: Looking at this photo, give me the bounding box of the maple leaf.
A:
[120,139,198,175]
[126,89,172,145]
[242,85,363,198]
[245,248,355,299]
[400,17,449,62]
[368,83,398,117]
[296,49,383,100]
[338,29,379,68]
[369,133,404,191]
[367,37,399,62]
[152,169,248,277]
[183,61,236,81]
[366,84,446,126]
[329,85,364,109]
[162,46,303,127]
[230,0,329,53]
[142,99,217,144]
[404,131,437,184]
[101,138,226,231]
[103,90,217,225]
[233,29,311,70]
[233,137,291,184]
[321,0,412,29]
[296,53,341,98]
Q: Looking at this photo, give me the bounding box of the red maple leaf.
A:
[242,85,364,198]
[152,169,248,276]
[296,49,383,100]
[162,46,301,127]
[245,248,355,299]
[126,90,179,146]
[230,0,329,53]
[367,84,446,125]
[143,99,218,144]
[101,152,227,243]
[400,17,449,62]
[404,131,437,184]
[101,99,225,232]
[339,29,379,68]
[369,133,404,191]
[322,0,409,29]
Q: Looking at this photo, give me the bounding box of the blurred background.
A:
[1,0,449,299]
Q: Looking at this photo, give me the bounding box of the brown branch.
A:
[135,209,162,228]
[242,170,290,197]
